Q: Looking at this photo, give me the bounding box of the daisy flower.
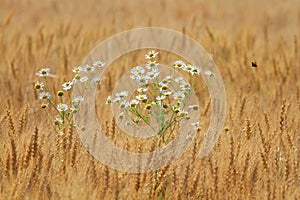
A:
[156,95,166,101]
[62,81,73,90]
[146,70,160,79]
[80,76,88,82]
[162,90,173,96]
[73,96,84,103]
[115,91,128,98]
[191,121,201,131]
[204,70,215,77]
[119,101,129,109]
[37,68,50,77]
[180,82,191,91]
[133,117,141,124]
[159,78,171,85]
[39,91,51,100]
[174,77,185,84]
[185,115,191,120]
[57,91,64,97]
[73,75,88,83]
[183,64,193,72]
[136,94,148,102]
[137,87,148,93]
[224,127,230,132]
[145,103,152,110]
[72,66,83,73]
[191,121,199,127]
[173,60,186,69]
[173,91,185,101]
[57,103,68,112]
[177,110,188,118]
[166,75,172,81]
[130,74,138,80]
[70,107,78,113]
[130,66,145,79]
[130,99,139,108]
[162,104,169,109]
[159,84,169,92]
[146,60,159,69]
[189,66,201,75]
[34,81,44,90]
[55,117,63,125]
[188,105,199,110]
[145,50,158,60]
[112,97,122,103]
[136,75,150,85]
[73,74,81,81]
[41,103,48,108]
[92,77,102,85]
[93,60,105,68]
[106,96,112,104]
[84,64,94,73]
[173,106,181,113]
[119,112,125,119]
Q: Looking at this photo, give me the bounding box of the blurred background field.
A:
[0,0,299,199]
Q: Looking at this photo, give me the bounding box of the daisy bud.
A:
[57,91,64,97]
[41,103,48,108]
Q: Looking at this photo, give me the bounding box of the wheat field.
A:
[0,0,300,199]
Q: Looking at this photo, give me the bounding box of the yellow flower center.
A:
[75,74,80,79]
[174,108,180,113]
[192,105,198,110]
[162,79,168,84]
[161,85,168,90]
[133,118,140,123]
[131,103,136,107]
[35,84,41,89]
[57,91,64,96]
[224,127,229,132]
[145,104,152,110]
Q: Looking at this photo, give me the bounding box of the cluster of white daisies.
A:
[106,50,214,132]
[34,61,105,132]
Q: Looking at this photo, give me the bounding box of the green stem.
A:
[129,107,154,129]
